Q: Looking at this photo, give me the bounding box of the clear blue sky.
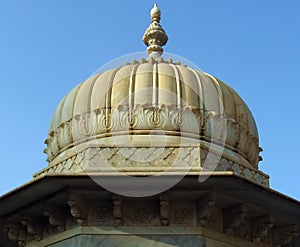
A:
[0,1,299,200]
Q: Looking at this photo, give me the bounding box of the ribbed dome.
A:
[45,57,260,168]
[36,4,268,187]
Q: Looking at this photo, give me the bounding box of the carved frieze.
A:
[123,200,159,226]
[38,144,269,187]
[82,146,201,172]
[203,112,227,145]
[88,203,113,225]
[45,103,260,170]
[134,208,155,224]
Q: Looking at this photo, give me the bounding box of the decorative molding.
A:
[1,192,298,247]
[37,145,269,187]
[45,104,260,169]
[237,128,260,167]
[84,146,201,172]
[67,193,88,226]
[203,112,227,145]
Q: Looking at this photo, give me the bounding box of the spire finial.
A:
[143,4,168,57]
[151,4,161,22]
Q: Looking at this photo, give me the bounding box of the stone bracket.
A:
[2,222,27,247]
[160,193,170,226]
[224,204,247,235]
[67,192,88,226]
[112,194,123,226]
[197,192,216,227]
[43,207,66,232]
[252,214,274,243]
[21,215,42,240]
[272,224,299,246]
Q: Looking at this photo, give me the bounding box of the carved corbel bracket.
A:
[112,194,123,226]
[43,207,65,232]
[67,193,88,226]
[160,193,170,226]
[3,222,27,247]
[272,225,299,246]
[224,204,247,234]
[21,215,42,240]
[197,193,216,227]
[252,214,275,243]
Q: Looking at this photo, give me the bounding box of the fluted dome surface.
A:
[45,57,260,168]
[36,4,268,187]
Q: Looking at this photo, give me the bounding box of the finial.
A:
[143,4,168,57]
[151,4,161,22]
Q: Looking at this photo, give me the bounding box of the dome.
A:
[46,58,259,165]
[35,4,268,187]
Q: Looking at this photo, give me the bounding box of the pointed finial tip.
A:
[151,3,161,21]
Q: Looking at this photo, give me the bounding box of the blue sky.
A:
[0,1,299,200]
